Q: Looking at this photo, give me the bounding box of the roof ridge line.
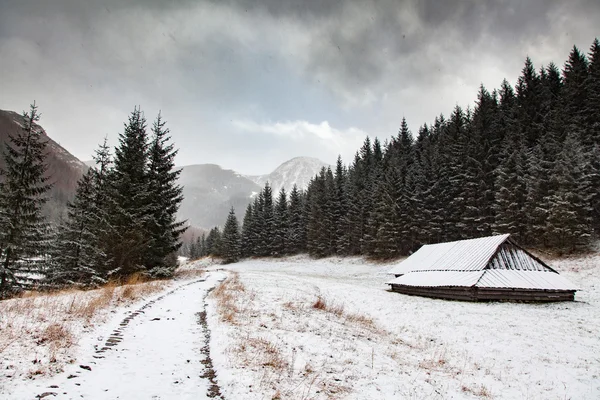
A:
[481,234,510,271]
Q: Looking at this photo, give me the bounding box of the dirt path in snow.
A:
[26,272,227,400]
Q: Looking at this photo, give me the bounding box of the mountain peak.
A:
[248,156,329,194]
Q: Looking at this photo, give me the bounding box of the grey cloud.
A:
[1,0,599,173]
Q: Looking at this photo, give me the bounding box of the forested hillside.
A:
[208,39,600,260]
[0,110,87,222]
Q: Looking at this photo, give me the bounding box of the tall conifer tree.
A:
[108,107,151,276]
[144,113,185,277]
[49,170,107,286]
[221,208,241,263]
[0,103,52,297]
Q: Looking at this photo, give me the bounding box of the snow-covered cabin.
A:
[387,234,577,302]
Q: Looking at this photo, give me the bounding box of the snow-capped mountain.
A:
[178,157,328,229]
[246,157,329,194]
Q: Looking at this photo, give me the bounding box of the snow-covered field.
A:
[5,272,227,399]
[1,254,598,399]
[0,262,214,399]
[207,254,600,400]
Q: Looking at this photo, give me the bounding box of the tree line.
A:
[0,105,184,298]
[210,38,600,262]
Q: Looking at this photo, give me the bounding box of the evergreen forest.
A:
[207,39,600,262]
[0,106,184,297]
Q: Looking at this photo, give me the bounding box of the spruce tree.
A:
[221,208,241,263]
[286,184,304,254]
[493,144,528,241]
[241,202,255,257]
[188,235,199,259]
[516,57,544,148]
[205,227,222,257]
[107,107,151,276]
[306,170,329,257]
[260,183,275,256]
[333,156,347,254]
[272,188,288,256]
[200,233,207,257]
[90,138,115,277]
[365,167,402,258]
[144,113,185,277]
[545,135,594,251]
[0,103,52,297]
[251,192,265,255]
[562,46,589,144]
[49,170,107,286]
[586,39,600,232]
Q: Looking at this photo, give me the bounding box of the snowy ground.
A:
[207,254,600,400]
[1,254,598,399]
[7,272,226,399]
[1,262,225,399]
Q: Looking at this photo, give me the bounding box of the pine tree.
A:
[471,85,500,236]
[107,107,151,276]
[493,144,528,240]
[444,106,469,240]
[545,135,594,251]
[260,183,275,256]
[90,138,115,278]
[251,192,265,255]
[205,227,222,257]
[322,167,336,255]
[332,156,347,254]
[200,233,207,257]
[221,208,241,263]
[586,39,600,232]
[306,169,331,257]
[272,188,288,256]
[143,113,185,277]
[0,103,52,297]
[286,184,304,254]
[516,57,544,148]
[241,202,255,257]
[365,167,402,258]
[188,235,199,259]
[48,170,107,286]
[562,46,589,144]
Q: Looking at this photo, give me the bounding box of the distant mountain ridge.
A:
[0,107,327,230]
[177,164,261,229]
[0,109,87,222]
[178,156,328,229]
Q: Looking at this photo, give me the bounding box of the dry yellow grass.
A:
[0,278,168,379]
[211,272,246,324]
[311,295,383,333]
[211,274,386,399]
[173,268,205,280]
[462,384,493,398]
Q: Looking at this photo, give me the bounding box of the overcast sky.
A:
[1,0,599,174]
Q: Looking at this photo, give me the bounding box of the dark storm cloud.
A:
[0,0,598,172]
[244,0,599,102]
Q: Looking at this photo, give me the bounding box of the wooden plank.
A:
[389,284,575,302]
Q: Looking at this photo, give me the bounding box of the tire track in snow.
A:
[196,285,224,399]
[30,274,226,400]
[93,277,207,358]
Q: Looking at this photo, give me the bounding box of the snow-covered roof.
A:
[388,234,510,276]
[387,270,578,291]
[386,234,578,291]
[476,270,576,290]
[388,271,484,287]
